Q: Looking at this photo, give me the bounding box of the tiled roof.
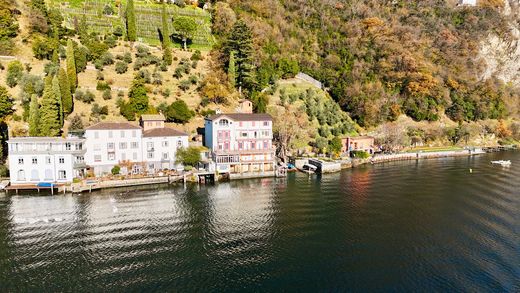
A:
[206,113,272,122]
[8,137,84,142]
[86,122,142,130]
[140,114,165,121]
[143,127,188,137]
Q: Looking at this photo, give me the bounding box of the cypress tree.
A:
[126,0,137,42]
[52,75,64,126]
[163,47,172,65]
[28,94,40,136]
[161,0,171,49]
[228,51,236,89]
[66,39,77,90]
[128,75,149,115]
[58,67,73,114]
[39,76,61,136]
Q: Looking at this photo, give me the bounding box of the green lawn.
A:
[406,146,464,153]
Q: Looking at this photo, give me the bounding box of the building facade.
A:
[84,122,144,176]
[142,127,189,173]
[204,113,276,174]
[7,137,86,184]
[341,136,375,155]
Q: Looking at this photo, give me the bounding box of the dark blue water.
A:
[0,152,519,291]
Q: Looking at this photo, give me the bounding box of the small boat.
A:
[491,160,511,166]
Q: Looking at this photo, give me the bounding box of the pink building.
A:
[204,113,276,175]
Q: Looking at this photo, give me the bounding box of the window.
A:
[108,131,113,138]
[17,170,25,181]
[162,153,168,159]
[133,152,137,160]
[119,142,127,149]
[251,142,256,150]
[120,130,125,138]
[108,153,115,161]
[241,132,247,137]
[132,130,136,137]
[147,142,154,150]
[263,121,269,126]
[59,157,65,164]
[65,143,71,150]
[94,155,102,162]
[32,157,37,164]
[147,152,154,159]
[162,141,168,147]
[218,119,229,126]
[75,143,83,150]
[238,142,243,150]
[177,140,182,147]
[107,143,115,149]
[46,156,51,164]
[76,156,84,163]
[94,131,99,139]
[131,142,139,149]
[263,141,268,149]
[58,170,67,180]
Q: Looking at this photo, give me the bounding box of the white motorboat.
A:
[491,160,511,166]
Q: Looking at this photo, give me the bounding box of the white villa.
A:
[458,0,477,6]
[204,113,276,176]
[7,137,86,184]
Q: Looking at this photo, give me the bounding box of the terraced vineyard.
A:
[51,0,214,48]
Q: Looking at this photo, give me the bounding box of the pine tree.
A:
[228,50,236,89]
[226,20,256,93]
[161,0,171,49]
[58,67,73,114]
[126,0,137,42]
[66,39,77,90]
[39,76,61,136]
[28,94,40,136]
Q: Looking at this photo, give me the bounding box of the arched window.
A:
[218,119,229,126]
[17,170,25,181]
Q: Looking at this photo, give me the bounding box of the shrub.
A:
[32,37,55,60]
[43,62,59,76]
[75,89,95,103]
[6,61,24,88]
[94,59,104,70]
[96,70,104,81]
[161,88,171,97]
[159,61,168,72]
[115,61,128,74]
[152,72,162,85]
[165,99,194,123]
[104,35,117,48]
[92,103,109,116]
[102,89,112,100]
[191,50,202,61]
[138,69,151,84]
[188,75,198,84]
[101,52,114,65]
[179,79,191,91]
[173,67,183,79]
[111,165,121,175]
[350,150,370,159]
[113,26,124,37]
[123,52,132,63]
[103,4,115,15]
[191,60,198,69]
[135,45,150,58]
[96,81,111,91]
[117,90,125,98]
[74,45,88,73]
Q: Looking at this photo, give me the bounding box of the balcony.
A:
[214,148,275,156]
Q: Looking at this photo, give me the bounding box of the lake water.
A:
[0,152,519,291]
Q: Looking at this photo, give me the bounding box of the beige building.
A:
[341,136,375,155]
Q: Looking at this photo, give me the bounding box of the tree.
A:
[28,94,40,136]
[39,76,61,136]
[175,146,201,167]
[128,75,149,117]
[268,104,314,162]
[225,20,255,93]
[228,50,236,88]
[0,86,14,118]
[328,136,342,157]
[111,165,121,175]
[172,16,197,50]
[52,75,63,126]
[6,60,24,88]
[163,47,172,65]
[165,99,194,123]
[126,0,137,41]
[66,39,77,90]
[68,114,83,131]
[161,0,171,49]
[58,67,73,114]
[252,93,268,113]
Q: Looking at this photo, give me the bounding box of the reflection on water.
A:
[0,152,519,291]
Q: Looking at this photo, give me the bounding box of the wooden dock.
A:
[5,184,63,195]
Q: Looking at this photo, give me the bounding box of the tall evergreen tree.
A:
[228,50,236,89]
[128,75,149,115]
[226,20,256,93]
[58,68,73,114]
[126,0,137,42]
[66,39,77,90]
[161,0,171,49]
[52,75,63,126]
[0,86,14,119]
[28,94,40,136]
[39,76,61,136]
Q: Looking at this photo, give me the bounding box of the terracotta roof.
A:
[86,122,142,130]
[143,127,188,137]
[206,113,273,122]
[345,136,375,140]
[140,114,165,121]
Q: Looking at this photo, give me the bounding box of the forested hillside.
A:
[212,0,519,126]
